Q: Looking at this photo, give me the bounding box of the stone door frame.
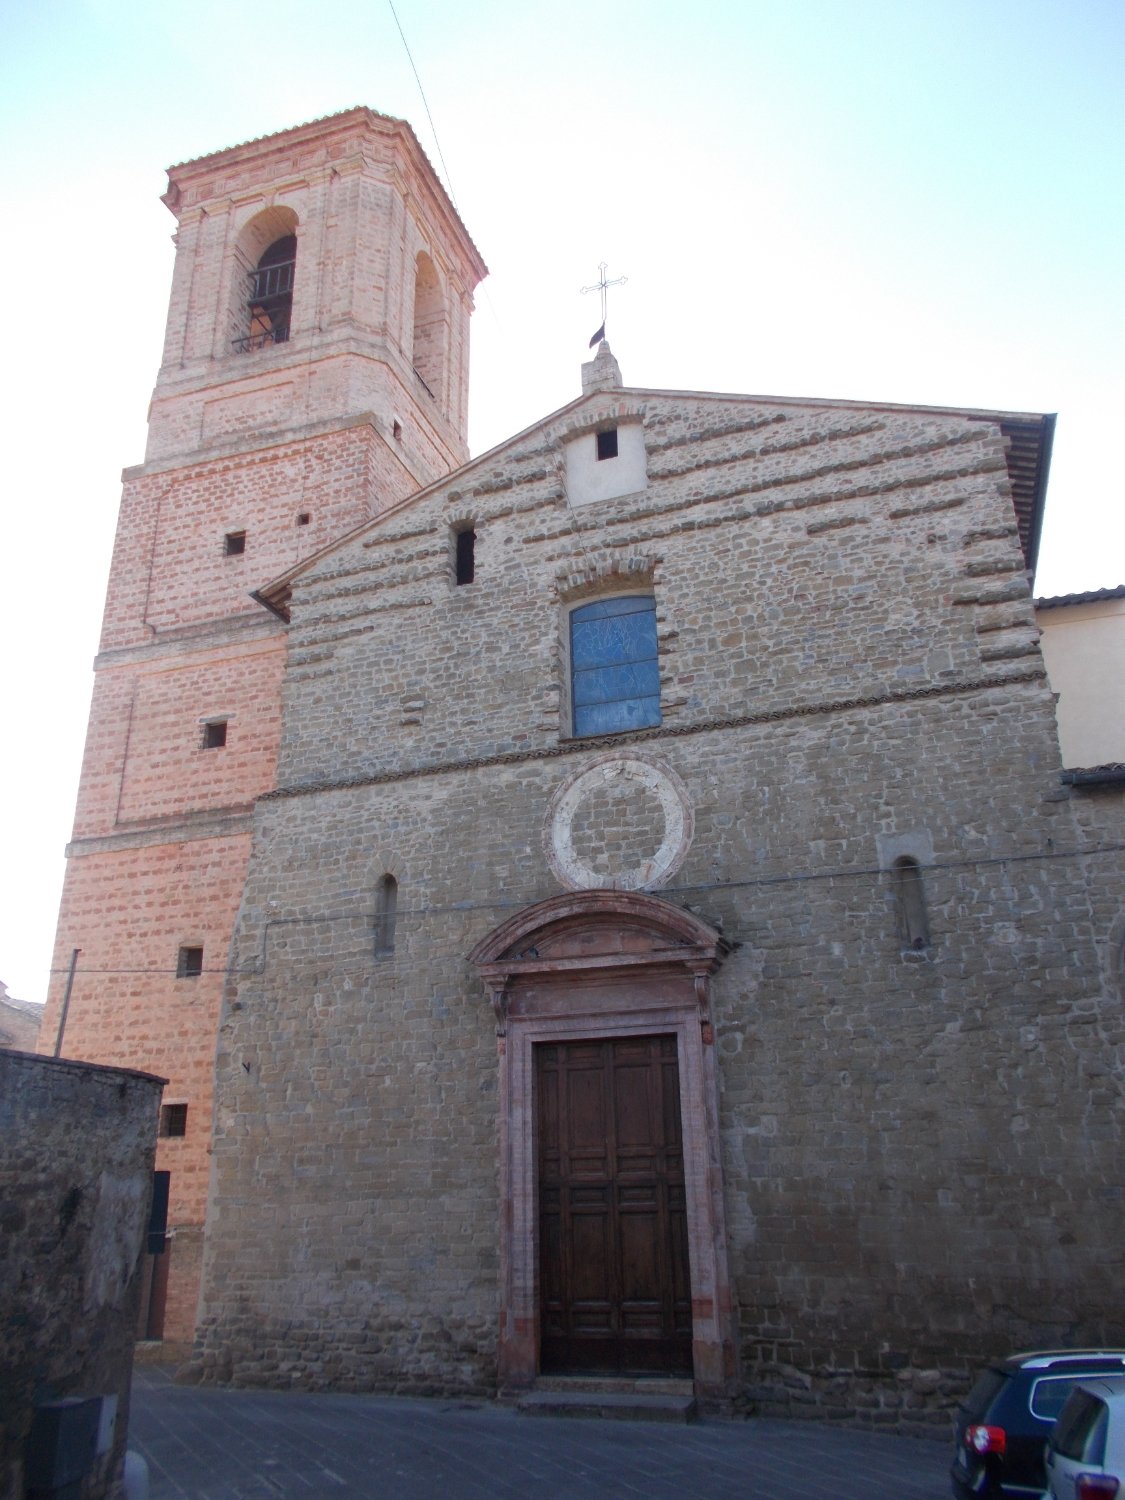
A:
[469,890,738,1399]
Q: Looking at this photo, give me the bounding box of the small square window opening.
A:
[596,428,619,461]
[160,1103,188,1137]
[297,512,311,526]
[455,528,476,586]
[202,721,227,750]
[176,946,203,979]
[224,531,246,556]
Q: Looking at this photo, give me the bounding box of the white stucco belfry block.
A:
[564,420,648,508]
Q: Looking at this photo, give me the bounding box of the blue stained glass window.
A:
[569,595,661,737]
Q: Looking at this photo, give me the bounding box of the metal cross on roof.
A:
[581,261,627,347]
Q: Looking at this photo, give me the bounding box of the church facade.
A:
[44,110,1123,1421]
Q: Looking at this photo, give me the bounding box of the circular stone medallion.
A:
[544,753,694,892]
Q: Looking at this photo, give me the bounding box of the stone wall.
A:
[190,389,1125,1426]
[43,832,250,1348]
[1,1051,163,1497]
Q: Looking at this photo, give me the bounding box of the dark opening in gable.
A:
[596,428,619,461]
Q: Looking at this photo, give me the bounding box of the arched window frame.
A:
[374,874,398,958]
[411,251,447,405]
[227,207,299,355]
[893,856,931,953]
[565,591,662,739]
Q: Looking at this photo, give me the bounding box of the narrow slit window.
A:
[455,528,476,585]
[202,721,227,750]
[374,875,398,956]
[224,531,246,556]
[894,857,930,951]
[176,946,203,979]
[147,1170,170,1256]
[160,1103,188,1138]
[596,428,619,461]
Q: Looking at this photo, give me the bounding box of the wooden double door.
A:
[537,1035,692,1375]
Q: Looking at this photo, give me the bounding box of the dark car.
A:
[952,1350,1125,1498]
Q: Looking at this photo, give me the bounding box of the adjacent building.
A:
[1036,586,1125,772]
[0,983,43,1053]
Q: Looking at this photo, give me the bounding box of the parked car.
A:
[951,1350,1125,1498]
[1045,1375,1125,1499]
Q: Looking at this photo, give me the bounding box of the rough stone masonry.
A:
[190,366,1124,1426]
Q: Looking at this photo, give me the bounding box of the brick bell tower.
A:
[39,109,487,1350]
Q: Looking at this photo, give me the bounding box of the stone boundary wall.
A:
[1,1051,163,1499]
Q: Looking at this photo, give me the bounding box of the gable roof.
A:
[253,387,1055,622]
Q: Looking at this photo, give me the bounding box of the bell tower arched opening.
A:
[229,205,298,353]
[411,250,447,407]
[246,235,296,349]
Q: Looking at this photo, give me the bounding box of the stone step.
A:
[532,1376,694,1396]
[516,1382,697,1423]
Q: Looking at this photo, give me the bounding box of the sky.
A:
[1,0,1122,1006]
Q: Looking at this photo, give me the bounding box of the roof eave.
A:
[1060,765,1125,788]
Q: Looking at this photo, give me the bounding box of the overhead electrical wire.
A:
[387,0,460,214]
[42,837,1125,980]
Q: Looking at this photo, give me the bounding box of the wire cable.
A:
[387,0,460,213]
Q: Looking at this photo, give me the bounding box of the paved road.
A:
[128,1367,952,1499]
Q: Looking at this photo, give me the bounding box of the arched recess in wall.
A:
[374,874,398,957]
[893,857,930,952]
[229,205,299,352]
[552,554,664,739]
[412,251,447,405]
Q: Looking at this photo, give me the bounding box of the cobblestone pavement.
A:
[128,1367,952,1499]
